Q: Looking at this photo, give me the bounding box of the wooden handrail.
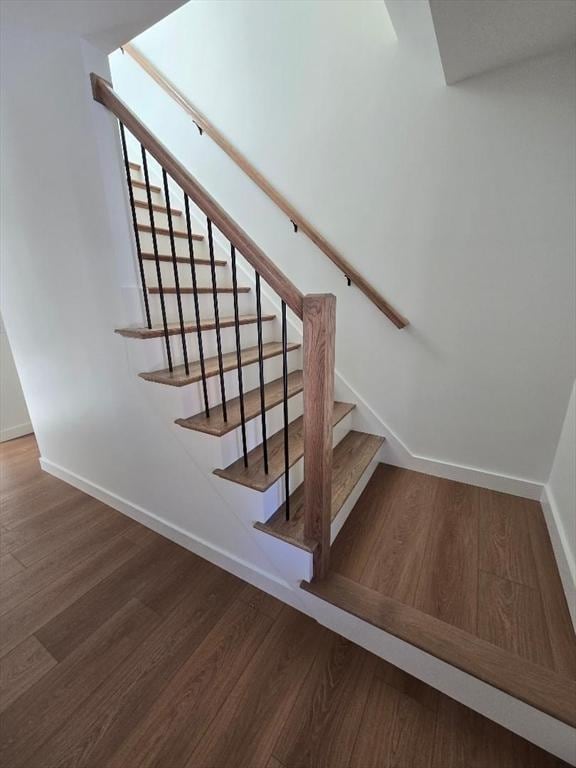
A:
[122,43,408,329]
[91,73,304,318]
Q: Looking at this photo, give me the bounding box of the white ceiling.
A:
[429,0,576,84]
[0,0,187,53]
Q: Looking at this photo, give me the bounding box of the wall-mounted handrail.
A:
[122,44,408,330]
[91,73,304,318]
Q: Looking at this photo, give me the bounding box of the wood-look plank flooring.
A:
[0,436,569,767]
[331,463,576,680]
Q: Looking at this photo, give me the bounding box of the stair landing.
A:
[303,463,576,727]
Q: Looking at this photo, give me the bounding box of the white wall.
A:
[110,0,576,488]
[0,313,32,442]
[0,4,287,578]
[543,381,576,626]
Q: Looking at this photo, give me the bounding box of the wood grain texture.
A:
[479,491,538,587]
[0,535,140,656]
[0,554,24,582]
[359,468,439,606]
[0,636,56,713]
[478,571,555,669]
[140,341,300,387]
[272,633,377,768]
[177,370,304,436]
[303,294,336,577]
[116,312,274,339]
[414,479,479,633]
[102,599,274,768]
[0,436,568,767]
[214,401,354,493]
[255,431,384,551]
[350,674,437,768]
[91,73,305,318]
[302,573,576,727]
[0,514,136,617]
[185,607,322,768]
[0,598,158,768]
[122,45,408,328]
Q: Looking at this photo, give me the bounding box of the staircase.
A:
[91,74,576,764]
[93,75,388,583]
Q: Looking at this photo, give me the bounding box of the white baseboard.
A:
[541,485,576,630]
[0,422,33,443]
[39,456,303,608]
[39,455,574,764]
[336,371,543,500]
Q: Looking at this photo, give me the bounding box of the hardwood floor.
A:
[331,463,576,680]
[0,436,569,767]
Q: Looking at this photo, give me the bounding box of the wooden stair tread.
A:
[116,314,275,339]
[254,432,384,551]
[131,179,161,193]
[177,370,304,436]
[137,223,203,241]
[140,341,300,387]
[134,200,182,216]
[149,285,250,295]
[213,402,356,492]
[141,252,226,267]
[128,161,141,172]
[301,573,576,728]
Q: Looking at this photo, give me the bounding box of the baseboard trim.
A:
[541,485,576,630]
[39,456,300,607]
[335,371,543,500]
[0,422,33,443]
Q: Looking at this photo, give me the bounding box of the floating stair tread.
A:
[149,285,250,295]
[134,200,182,217]
[254,432,384,551]
[177,370,304,436]
[140,341,300,387]
[132,179,161,193]
[301,572,576,728]
[214,401,356,492]
[141,252,226,267]
[116,314,275,339]
[128,161,141,172]
[137,223,203,241]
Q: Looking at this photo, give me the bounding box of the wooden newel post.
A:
[303,294,336,579]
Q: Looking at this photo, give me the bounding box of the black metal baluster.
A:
[118,123,151,329]
[141,146,172,372]
[207,218,227,422]
[281,300,290,519]
[231,245,248,467]
[255,272,269,474]
[184,196,209,417]
[162,170,189,376]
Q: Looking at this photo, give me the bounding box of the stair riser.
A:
[216,392,304,467]
[135,205,183,230]
[138,231,207,259]
[142,259,225,289]
[147,291,255,327]
[219,412,354,525]
[127,321,279,369]
[124,338,302,414]
[131,185,164,207]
